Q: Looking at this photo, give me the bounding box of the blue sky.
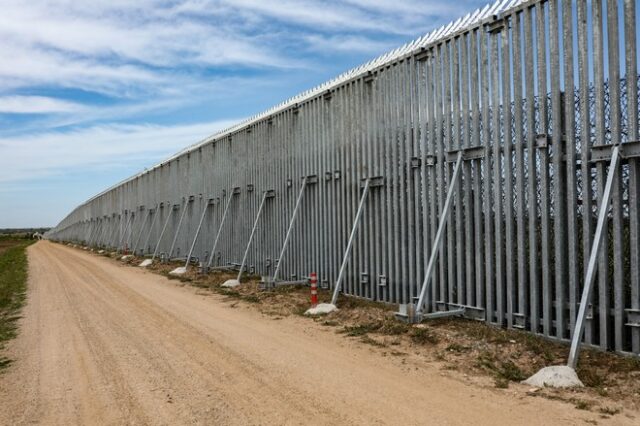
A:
[0,0,491,228]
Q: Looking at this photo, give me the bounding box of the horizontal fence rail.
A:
[48,0,640,356]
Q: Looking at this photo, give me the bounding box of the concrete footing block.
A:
[522,366,584,388]
[120,255,133,261]
[222,279,241,288]
[170,266,187,275]
[304,303,338,316]
[139,259,153,267]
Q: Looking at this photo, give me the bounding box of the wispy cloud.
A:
[0,0,493,227]
[0,120,240,184]
[0,96,86,114]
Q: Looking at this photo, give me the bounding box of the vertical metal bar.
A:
[593,0,609,350]
[525,5,539,334]
[391,67,401,303]
[434,44,445,309]
[568,146,620,368]
[453,35,466,309]
[469,29,483,311]
[624,0,640,354]
[383,68,392,303]
[207,191,234,268]
[272,177,308,282]
[491,23,504,326]
[445,40,456,308]
[168,200,188,259]
[502,17,515,328]
[425,50,438,310]
[237,191,269,281]
[118,212,133,252]
[513,10,528,327]
[481,25,494,323]
[461,31,474,310]
[563,0,578,338]
[536,1,552,337]
[416,151,463,315]
[132,208,150,255]
[142,204,160,255]
[184,200,209,269]
[576,0,594,344]
[550,0,567,339]
[410,56,421,303]
[331,178,370,306]
[152,206,173,261]
[607,0,624,353]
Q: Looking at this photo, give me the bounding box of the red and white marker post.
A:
[310,272,318,307]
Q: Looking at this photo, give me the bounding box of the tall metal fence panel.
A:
[48,0,640,355]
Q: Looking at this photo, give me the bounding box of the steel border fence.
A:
[48,0,640,356]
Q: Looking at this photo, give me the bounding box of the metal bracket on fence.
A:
[625,309,640,328]
[236,189,275,282]
[363,71,375,84]
[512,313,527,329]
[205,188,240,270]
[445,145,486,162]
[168,198,190,260]
[590,140,640,162]
[415,47,430,62]
[422,308,466,320]
[378,275,387,287]
[486,16,505,34]
[269,176,317,287]
[536,134,550,149]
[567,145,621,369]
[330,176,384,306]
[397,150,463,323]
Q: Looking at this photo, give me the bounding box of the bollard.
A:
[310,272,318,306]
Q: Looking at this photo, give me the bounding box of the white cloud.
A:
[0,120,240,184]
[303,34,394,55]
[0,96,86,114]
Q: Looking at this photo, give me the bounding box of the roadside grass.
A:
[0,237,34,370]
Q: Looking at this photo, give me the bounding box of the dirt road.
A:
[0,241,628,425]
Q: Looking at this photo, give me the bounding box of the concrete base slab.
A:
[170,266,187,275]
[304,303,338,316]
[139,259,153,267]
[522,366,584,388]
[98,250,105,254]
[222,279,241,288]
[120,255,133,261]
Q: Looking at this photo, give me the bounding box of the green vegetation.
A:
[410,327,439,345]
[0,237,34,370]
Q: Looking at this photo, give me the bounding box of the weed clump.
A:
[340,322,381,337]
[410,327,439,345]
[476,352,526,382]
